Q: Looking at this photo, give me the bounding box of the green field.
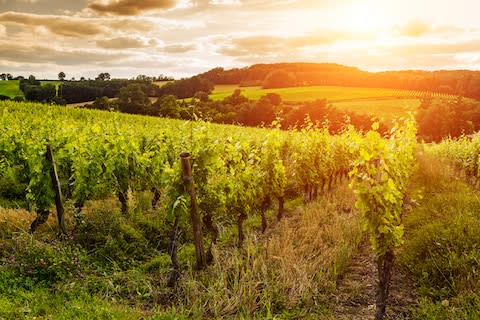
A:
[0,80,60,98]
[207,85,460,124]
[209,85,444,102]
[0,80,22,98]
[333,98,422,124]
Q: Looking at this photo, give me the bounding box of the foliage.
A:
[1,236,89,287]
[60,79,157,104]
[349,117,417,258]
[157,75,214,99]
[417,97,480,142]
[263,69,297,89]
[117,83,151,115]
[398,153,480,319]
[153,94,182,118]
[427,135,480,181]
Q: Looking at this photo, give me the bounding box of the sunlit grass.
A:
[399,153,480,319]
[208,85,448,102]
[0,80,22,98]
[333,98,421,124]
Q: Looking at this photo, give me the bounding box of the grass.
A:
[207,85,456,122]
[398,152,480,319]
[0,178,362,319]
[154,80,173,87]
[209,85,442,102]
[333,98,421,124]
[0,80,22,98]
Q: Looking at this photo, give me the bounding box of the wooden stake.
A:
[180,152,206,270]
[46,144,67,236]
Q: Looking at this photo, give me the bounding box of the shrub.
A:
[73,209,154,269]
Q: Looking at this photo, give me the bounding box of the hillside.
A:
[198,63,480,100]
[0,80,22,99]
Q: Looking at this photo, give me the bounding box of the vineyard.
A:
[0,100,478,319]
[426,135,480,186]
[0,101,367,242]
[208,85,458,102]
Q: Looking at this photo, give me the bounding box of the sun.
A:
[340,3,389,33]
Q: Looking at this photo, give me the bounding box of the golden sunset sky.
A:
[1,0,479,79]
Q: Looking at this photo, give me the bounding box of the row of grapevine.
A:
[426,135,480,183]
[0,101,355,247]
[348,117,417,320]
[390,89,457,99]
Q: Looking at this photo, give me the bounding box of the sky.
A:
[1,0,480,79]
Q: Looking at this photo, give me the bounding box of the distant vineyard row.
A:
[427,135,480,183]
[207,85,459,102]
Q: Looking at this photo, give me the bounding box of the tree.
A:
[96,72,111,81]
[90,96,116,111]
[222,89,248,106]
[262,70,296,89]
[23,84,56,102]
[153,94,182,118]
[157,76,214,99]
[58,72,66,81]
[0,73,6,81]
[6,73,13,80]
[262,93,282,106]
[136,74,153,83]
[117,83,150,114]
[193,91,209,103]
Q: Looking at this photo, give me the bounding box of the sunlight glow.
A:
[339,4,388,33]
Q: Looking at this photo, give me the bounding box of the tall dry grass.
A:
[174,182,363,318]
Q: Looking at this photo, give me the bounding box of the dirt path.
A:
[332,238,417,319]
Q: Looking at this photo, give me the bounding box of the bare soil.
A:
[332,238,418,320]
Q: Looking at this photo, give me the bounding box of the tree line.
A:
[416,96,480,142]
[86,85,387,134]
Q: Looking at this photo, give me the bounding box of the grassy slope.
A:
[398,152,480,319]
[0,81,21,98]
[208,85,446,124]
[210,85,429,102]
[333,98,421,124]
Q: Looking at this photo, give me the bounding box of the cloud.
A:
[0,41,126,65]
[88,0,176,16]
[216,32,356,58]
[391,40,480,56]
[398,20,431,37]
[0,11,104,37]
[162,43,197,53]
[96,36,157,49]
[0,11,158,38]
[396,20,466,37]
[0,24,6,36]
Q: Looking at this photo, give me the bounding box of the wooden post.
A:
[46,144,67,236]
[180,152,206,270]
[277,196,284,221]
[167,216,180,287]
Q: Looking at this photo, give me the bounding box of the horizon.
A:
[1,0,480,79]
[3,61,479,81]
